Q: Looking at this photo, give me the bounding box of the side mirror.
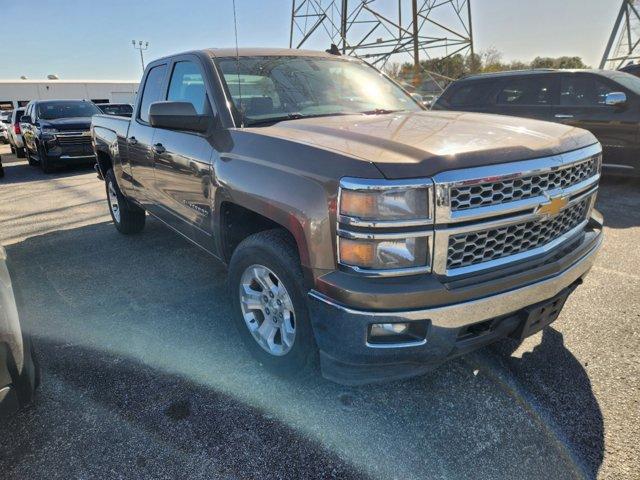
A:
[20,115,32,124]
[605,91,626,106]
[148,101,210,133]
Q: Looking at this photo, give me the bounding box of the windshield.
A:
[99,104,133,116]
[37,101,102,120]
[215,56,421,125]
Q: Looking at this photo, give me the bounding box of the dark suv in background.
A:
[20,100,102,173]
[433,69,640,176]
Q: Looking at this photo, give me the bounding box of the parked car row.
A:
[0,100,133,175]
[432,68,640,177]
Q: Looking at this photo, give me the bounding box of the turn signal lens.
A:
[338,238,376,267]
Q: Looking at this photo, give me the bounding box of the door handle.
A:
[153,143,166,154]
[128,136,138,145]
[554,114,574,118]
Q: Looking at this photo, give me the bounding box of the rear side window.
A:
[167,61,208,114]
[445,82,492,107]
[560,75,615,106]
[139,64,167,122]
[497,77,554,105]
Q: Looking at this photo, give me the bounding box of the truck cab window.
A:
[497,77,554,105]
[560,76,614,106]
[167,61,208,114]
[138,64,167,122]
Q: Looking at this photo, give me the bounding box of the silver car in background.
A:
[7,108,25,158]
[0,110,11,144]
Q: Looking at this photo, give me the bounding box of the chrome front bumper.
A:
[310,230,601,330]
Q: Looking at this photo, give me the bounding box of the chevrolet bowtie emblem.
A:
[536,195,568,217]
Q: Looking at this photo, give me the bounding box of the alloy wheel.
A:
[239,264,296,356]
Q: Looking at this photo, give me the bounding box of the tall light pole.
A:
[132,40,149,72]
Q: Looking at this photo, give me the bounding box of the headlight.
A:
[339,234,429,270]
[339,178,430,223]
[337,177,433,274]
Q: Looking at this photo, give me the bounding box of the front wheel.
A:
[105,169,146,234]
[38,145,54,173]
[228,230,318,377]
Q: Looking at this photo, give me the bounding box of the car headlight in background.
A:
[337,177,434,274]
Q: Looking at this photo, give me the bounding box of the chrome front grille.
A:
[432,143,602,277]
[56,133,92,145]
[447,198,589,270]
[450,155,600,211]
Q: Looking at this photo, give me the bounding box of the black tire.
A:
[38,144,54,173]
[228,229,318,378]
[25,144,37,166]
[105,169,146,234]
[16,146,26,159]
[10,144,15,154]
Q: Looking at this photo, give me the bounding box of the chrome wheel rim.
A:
[108,180,121,224]
[239,264,296,356]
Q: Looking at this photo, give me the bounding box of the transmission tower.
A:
[600,0,640,69]
[289,0,474,93]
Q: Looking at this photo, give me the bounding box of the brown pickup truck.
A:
[91,48,603,384]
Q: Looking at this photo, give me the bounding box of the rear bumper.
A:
[308,216,603,385]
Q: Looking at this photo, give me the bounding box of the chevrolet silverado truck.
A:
[91,48,603,385]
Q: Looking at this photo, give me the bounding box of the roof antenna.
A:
[326,43,341,56]
[232,0,244,127]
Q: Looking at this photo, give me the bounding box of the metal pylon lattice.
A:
[601,0,640,69]
[290,0,474,92]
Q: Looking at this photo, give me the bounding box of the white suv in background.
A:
[7,108,25,158]
[0,110,11,144]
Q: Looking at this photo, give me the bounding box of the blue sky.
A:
[0,0,622,80]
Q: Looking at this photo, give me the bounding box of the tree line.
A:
[385,48,589,92]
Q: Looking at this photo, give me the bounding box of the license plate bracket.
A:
[511,283,578,340]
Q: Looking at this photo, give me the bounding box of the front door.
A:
[554,73,640,172]
[152,58,216,246]
[127,63,167,207]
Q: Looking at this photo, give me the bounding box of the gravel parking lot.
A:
[0,143,638,480]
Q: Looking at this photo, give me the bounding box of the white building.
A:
[0,79,139,110]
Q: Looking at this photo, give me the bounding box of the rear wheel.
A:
[16,146,25,159]
[105,169,146,234]
[228,230,317,377]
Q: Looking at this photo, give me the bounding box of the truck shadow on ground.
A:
[2,220,605,479]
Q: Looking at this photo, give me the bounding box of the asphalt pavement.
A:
[0,144,638,479]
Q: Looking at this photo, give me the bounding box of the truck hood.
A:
[42,117,92,131]
[255,111,597,179]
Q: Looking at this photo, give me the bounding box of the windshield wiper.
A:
[360,108,404,115]
[245,111,352,127]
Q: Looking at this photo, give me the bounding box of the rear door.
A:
[555,72,639,170]
[127,62,168,205]
[152,55,217,242]
[491,75,558,121]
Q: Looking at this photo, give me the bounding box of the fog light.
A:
[370,323,410,336]
[368,321,428,346]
